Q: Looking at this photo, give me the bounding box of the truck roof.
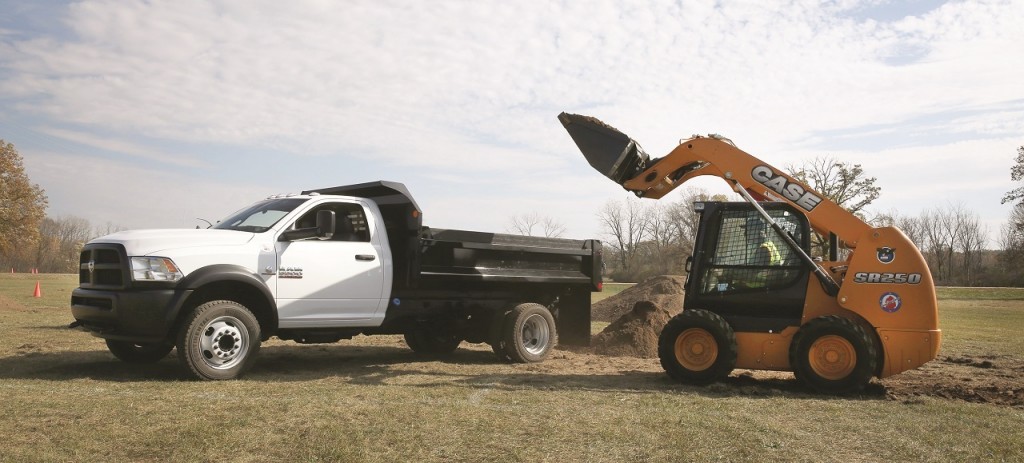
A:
[303,180,420,211]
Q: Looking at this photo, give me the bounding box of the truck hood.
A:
[91,229,257,256]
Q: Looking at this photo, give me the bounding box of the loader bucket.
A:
[558,112,649,185]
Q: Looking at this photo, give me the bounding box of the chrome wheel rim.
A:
[520,313,551,355]
[198,315,249,370]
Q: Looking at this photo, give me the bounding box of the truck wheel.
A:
[105,339,173,364]
[404,329,462,355]
[790,315,877,394]
[657,309,737,384]
[176,300,261,380]
[502,303,557,363]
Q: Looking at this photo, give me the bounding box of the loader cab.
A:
[685,201,811,332]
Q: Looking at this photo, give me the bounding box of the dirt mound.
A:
[592,301,673,358]
[593,275,685,322]
[880,354,1024,407]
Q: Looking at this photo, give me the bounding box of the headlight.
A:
[131,257,183,282]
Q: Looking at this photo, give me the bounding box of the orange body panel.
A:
[733,328,798,371]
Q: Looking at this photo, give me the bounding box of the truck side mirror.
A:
[316,210,335,240]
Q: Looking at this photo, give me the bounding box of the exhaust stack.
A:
[558,112,649,185]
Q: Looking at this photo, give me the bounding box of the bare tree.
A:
[998,203,1024,286]
[951,204,987,286]
[506,212,566,238]
[597,197,651,279]
[872,209,926,250]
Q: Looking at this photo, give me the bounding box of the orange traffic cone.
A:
[33,281,41,298]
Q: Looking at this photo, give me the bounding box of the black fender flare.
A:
[171,265,278,331]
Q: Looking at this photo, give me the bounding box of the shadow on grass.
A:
[0,343,887,401]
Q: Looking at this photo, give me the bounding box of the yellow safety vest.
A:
[761,241,781,265]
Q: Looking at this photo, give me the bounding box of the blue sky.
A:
[1,0,1022,245]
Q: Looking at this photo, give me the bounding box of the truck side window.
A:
[295,202,371,242]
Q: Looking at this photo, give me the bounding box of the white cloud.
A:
[2,0,1023,245]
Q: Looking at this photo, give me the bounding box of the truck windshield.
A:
[213,198,308,233]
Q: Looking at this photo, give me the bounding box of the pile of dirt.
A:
[593,275,686,322]
[592,300,673,358]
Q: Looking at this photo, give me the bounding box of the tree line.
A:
[4,137,1024,283]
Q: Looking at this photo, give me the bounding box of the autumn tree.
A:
[0,140,48,264]
[787,156,880,256]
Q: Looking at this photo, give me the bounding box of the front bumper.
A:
[71,287,192,343]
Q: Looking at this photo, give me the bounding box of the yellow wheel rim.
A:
[808,335,857,380]
[674,328,718,371]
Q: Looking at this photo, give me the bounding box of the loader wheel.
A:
[404,329,462,355]
[790,315,877,394]
[658,309,737,384]
[501,303,557,363]
[106,339,173,364]
[176,300,261,380]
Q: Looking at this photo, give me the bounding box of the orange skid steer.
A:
[559,112,940,394]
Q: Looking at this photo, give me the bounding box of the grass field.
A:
[1,274,1022,462]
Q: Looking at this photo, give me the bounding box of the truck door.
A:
[275,200,387,328]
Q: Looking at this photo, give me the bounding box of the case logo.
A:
[751,165,823,212]
[877,247,895,264]
[880,292,902,313]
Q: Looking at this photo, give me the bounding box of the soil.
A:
[591,300,671,358]
[585,275,1024,408]
[592,275,685,322]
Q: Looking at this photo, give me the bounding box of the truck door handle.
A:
[355,254,376,262]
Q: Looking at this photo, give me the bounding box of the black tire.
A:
[657,309,737,384]
[403,329,462,355]
[176,300,261,380]
[105,339,173,364]
[501,303,557,363]
[789,315,877,394]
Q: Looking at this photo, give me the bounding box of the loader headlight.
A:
[131,257,183,282]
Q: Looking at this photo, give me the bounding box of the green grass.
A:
[937,286,1024,300]
[1,274,1022,462]
[593,282,633,303]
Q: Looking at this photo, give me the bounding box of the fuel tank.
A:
[558,112,649,185]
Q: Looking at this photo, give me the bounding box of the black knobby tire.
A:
[501,303,557,363]
[105,339,174,364]
[789,315,878,395]
[176,300,262,380]
[404,329,462,355]
[657,309,738,385]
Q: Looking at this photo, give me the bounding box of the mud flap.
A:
[555,288,591,346]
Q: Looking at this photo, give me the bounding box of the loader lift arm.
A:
[557,112,861,295]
